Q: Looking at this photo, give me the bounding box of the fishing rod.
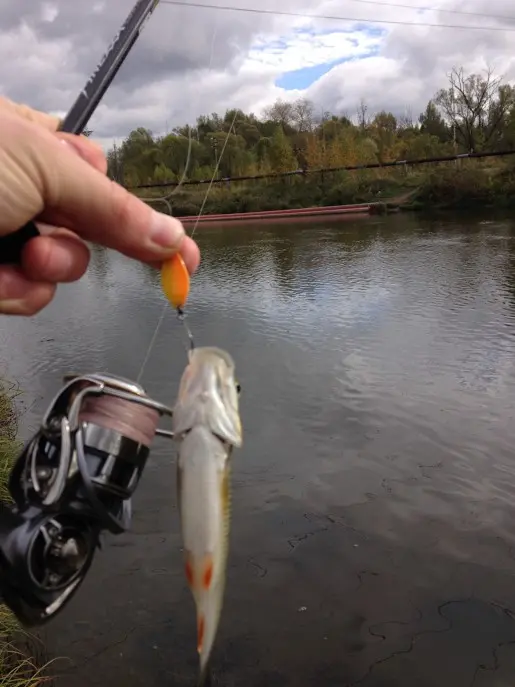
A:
[0,0,179,628]
[0,0,161,265]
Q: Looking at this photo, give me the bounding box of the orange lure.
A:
[161,253,190,309]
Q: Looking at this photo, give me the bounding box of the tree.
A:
[107,66,515,191]
[434,66,515,152]
[267,126,298,172]
[107,142,123,182]
[263,99,294,128]
[304,133,324,169]
[371,111,399,162]
[397,108,414,131]
[356,98,369,130]
[291,97,315,132]
[419,100,449,143]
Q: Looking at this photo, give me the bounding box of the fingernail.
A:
[150,211,185,249]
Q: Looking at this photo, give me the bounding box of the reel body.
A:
[0,373,173,626]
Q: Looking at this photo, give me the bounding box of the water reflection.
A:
[1,214,515,685]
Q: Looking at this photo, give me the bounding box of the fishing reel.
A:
[0,373,174,627]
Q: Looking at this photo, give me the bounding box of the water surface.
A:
[2,214,515,686]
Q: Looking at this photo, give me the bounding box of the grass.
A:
[0,380,22,503]
[0,380,56,686]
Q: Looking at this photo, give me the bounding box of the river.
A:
[2,213,515,687]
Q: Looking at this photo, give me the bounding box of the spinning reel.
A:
[0,373,174,626]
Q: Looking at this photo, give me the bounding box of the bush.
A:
[418,167,496,207]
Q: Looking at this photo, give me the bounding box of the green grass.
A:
[0,381,22,503]
[0,381,56,686]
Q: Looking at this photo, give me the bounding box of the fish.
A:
[172,346,243,684]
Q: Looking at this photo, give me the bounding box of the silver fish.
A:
[172,346,243,684]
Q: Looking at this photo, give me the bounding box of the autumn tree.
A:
[267,126,298,172]
[305,133,324,169]
[371,111,399,162]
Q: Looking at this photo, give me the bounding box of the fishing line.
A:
[190,109,237,240]
[138,19,220,214]
[136,307,167,384]
[136,16,235,382]
[137,126,194,215]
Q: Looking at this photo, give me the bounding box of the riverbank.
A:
[136,168,419,217]
[0,382,53,686]
[135,163,515,219]
[414,165,515,210]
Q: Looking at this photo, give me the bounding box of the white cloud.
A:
[1,0,515,150]
[245,27,381,75]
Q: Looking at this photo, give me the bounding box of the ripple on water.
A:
[2,215,515,686]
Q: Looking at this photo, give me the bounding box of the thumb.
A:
[0,111,188,265]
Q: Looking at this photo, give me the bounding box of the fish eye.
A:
[236,382,241,394]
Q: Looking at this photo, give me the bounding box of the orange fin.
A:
[185,553,194,588]
[202,555,214,590]
[197,614,205,654]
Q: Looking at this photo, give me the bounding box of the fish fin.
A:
[221,460,231,549]
[197,661,213,687]
[197,612,205,654]
[197,611,214,687]
[185,550,194,588]
[202,553,214,590]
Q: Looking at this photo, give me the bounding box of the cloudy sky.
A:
[1,0,515,149]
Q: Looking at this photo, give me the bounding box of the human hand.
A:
[0,97,200,316]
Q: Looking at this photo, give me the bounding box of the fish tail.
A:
[197,656,213,687]
[196,576,224,675]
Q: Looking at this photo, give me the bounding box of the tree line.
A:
[105,66,515,188]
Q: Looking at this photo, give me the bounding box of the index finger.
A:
[37,126,200,271]
[0,98,99,156]
[0,96,61,131]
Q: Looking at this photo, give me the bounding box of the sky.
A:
[1,0,515,150]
